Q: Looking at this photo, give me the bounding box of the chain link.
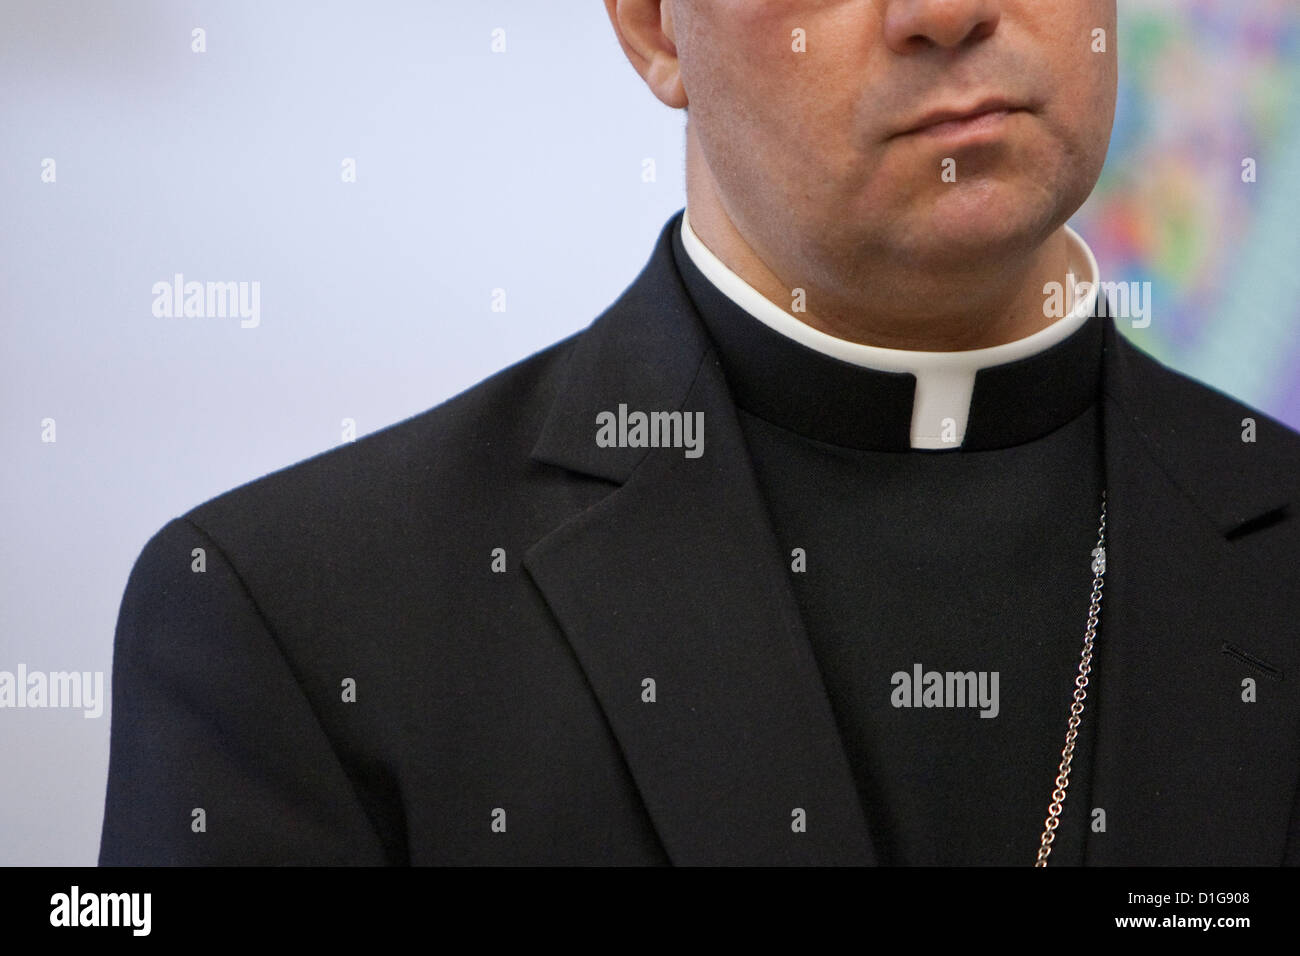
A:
[1035,489,1107,867]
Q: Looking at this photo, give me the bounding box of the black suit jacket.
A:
[100,212,1300,865]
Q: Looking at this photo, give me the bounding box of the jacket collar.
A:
[525,211,1300,865]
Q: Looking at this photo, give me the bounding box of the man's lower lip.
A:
[908,108,1020,140]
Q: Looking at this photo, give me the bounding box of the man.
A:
[100,0,1300,866]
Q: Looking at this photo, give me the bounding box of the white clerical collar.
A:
[679,207,1101,450]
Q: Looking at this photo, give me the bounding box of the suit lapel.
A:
[524,215,875,864]
[1086,318,1300,864]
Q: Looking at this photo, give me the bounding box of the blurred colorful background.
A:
[1077,0,1300,427]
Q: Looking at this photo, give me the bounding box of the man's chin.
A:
[890,202,1054,272]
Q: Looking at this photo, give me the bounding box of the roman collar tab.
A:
[674,214,1104,453]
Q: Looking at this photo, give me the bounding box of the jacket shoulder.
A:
[183,329,584,537]
[1111,333,1300,456]
[1106,330,1300,530]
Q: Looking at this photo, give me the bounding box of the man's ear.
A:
[603,0,688,109]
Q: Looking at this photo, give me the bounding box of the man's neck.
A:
[684,134,1079,353]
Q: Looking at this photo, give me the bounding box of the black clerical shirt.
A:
[673,223,1107,866]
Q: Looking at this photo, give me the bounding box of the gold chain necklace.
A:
[1034,489,1107,866]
